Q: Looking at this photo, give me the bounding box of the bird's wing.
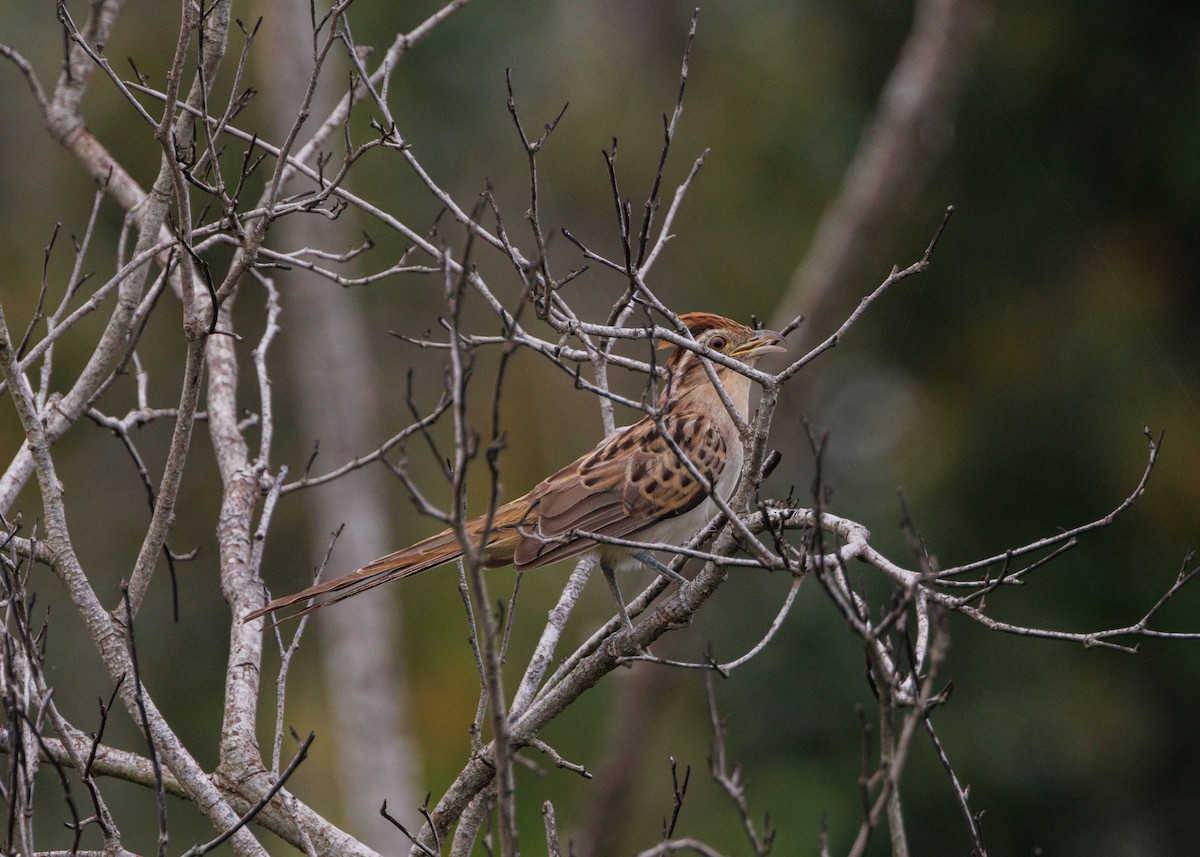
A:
[513,410,727,568]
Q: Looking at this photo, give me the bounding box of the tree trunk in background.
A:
[282,268,422,847]
[577,4,993,848]
[260,7,421,848]
[769,0,994,342]
[574,666,674,856]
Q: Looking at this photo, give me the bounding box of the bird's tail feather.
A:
[244,528,464,624]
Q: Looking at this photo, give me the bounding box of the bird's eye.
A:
[708,335,728,351]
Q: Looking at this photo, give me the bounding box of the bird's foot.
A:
[602,562,638,633]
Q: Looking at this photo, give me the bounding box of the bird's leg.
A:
[601,560,635,632]
[633,551,688,585]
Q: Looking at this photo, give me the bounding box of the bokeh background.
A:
[1,0,1198,854]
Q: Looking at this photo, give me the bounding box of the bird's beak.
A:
[731,329,787,360]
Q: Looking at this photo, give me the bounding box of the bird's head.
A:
[659,312,786,407]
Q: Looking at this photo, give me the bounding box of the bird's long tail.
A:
[244,527,466,624]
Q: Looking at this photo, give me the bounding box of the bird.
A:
[245,312,786,627]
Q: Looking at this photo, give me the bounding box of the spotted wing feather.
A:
[513,411,726,568]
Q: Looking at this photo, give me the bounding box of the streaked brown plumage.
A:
[246,313,785,624]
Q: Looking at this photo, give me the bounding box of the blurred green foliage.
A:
[1,0,1198,854]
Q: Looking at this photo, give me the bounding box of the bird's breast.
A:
[614,426,744,569]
